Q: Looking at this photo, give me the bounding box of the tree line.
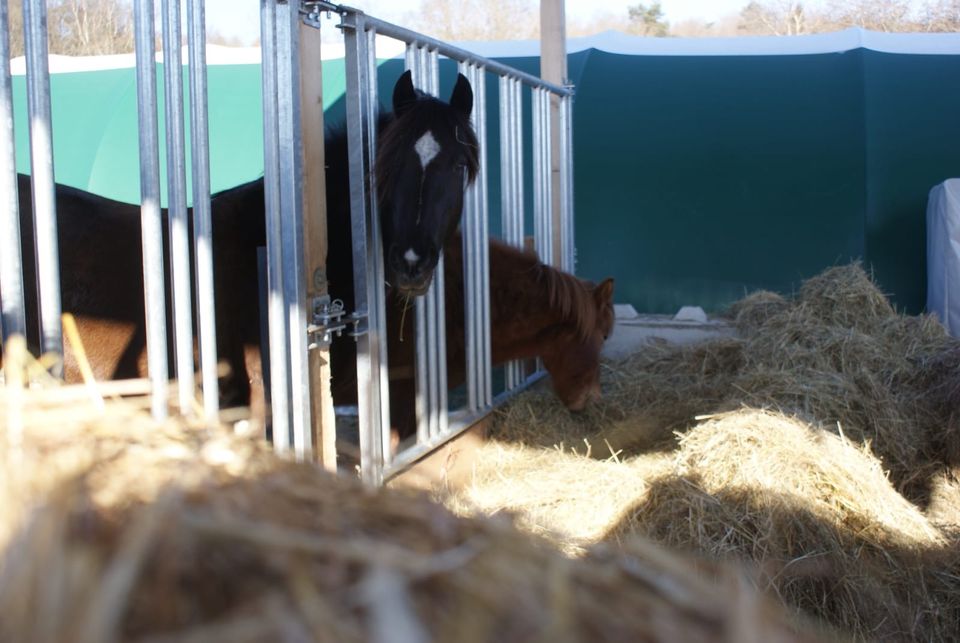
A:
[4,0,960,58]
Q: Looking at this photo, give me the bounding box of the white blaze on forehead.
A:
[414,130,441,169]
[404,248,420,266]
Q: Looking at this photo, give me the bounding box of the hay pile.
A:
[0,346,822,642]
[448,263,960,641]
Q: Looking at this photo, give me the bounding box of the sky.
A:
[206,0,771,45]
[208,0,928,46]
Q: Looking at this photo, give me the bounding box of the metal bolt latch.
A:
[307,295,348,349]
[299,0,340,28]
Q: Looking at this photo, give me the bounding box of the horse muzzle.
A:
[393,272,434,297]
[388,245,437,297]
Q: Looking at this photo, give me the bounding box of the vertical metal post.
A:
[22,0,62,371]
[408,45,447,442]
[559,94,575,272]
[366,28,393,470]
[161,0,195,413]
[500,76,523,391]
[276,0,312,458]
[532,88,553,267]
[260,0,290,450]
[260,0,312,457]
[186,0,219,420]
[461,61,491,412]
[134,0,169,418]
[344,12,389,484]
[408,45,429,446]
[0,0,25,344]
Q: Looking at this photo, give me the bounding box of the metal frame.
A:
[22,0,62,373]
[0,0,575,482]
[261,0,313,458]
[0,0,25,344]
[333,5,576,482]
[1,0,224,424]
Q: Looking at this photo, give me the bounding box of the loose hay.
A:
[455,262,960,641]
[620,410,960,642]
[0,347,821,642]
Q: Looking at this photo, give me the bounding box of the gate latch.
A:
[307,295,347,349]
[300,0,340,29]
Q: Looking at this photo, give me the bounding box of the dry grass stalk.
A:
[457,262,960,641]
[0,342,822,643]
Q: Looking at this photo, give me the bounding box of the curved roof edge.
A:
[11,27,960,74]
[460,28,960,58]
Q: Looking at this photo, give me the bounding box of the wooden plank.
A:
[387,418,491,492]
[540,0,567,267]
[299,22,336,470]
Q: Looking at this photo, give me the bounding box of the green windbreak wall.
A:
[569,48,960,315]
[862,51,960,313]
[11,61,347,206]
[13,47,960,314]
[570,49,869,314]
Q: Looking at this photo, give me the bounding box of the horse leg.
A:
[243,342,267,435]
[61,316,140,383]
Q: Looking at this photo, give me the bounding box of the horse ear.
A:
[594,278,615,305]
[449,73,473,118]
[393,70,418,117]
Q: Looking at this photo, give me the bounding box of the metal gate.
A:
[317,5,576,483]
[0,0,574,484]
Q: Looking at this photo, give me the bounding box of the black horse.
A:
[9,70,477,426]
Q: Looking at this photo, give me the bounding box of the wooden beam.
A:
[299,22,336,470]
[540,0,567,268]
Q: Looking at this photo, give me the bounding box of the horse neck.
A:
[483,239,592,363]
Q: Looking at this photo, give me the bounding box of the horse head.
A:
[541,277,615,412]
[376,70,478,296]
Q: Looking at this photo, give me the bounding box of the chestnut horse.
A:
[9,71,477,426]
[334,232,615,439]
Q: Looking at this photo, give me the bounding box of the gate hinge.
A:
[300,0,340,29]
[307,295,347,349]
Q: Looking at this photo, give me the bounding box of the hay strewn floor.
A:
[0,342,822,642]
[444,263,960,642]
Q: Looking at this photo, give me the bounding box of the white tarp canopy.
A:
[927,179,960,337]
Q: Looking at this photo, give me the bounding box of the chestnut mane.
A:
[490,238,599,342]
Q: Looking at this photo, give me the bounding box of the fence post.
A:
[299,21,336,469]
[541,0,568,269]
[0,0,25,345]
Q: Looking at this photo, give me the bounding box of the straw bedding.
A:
[448,263,960,641]
[0,342,821,643]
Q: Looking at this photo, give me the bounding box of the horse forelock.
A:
[374,97,479,207]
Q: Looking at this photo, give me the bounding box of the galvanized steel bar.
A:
[345,13,571,97]
[407,44,430,445]
[500,76,524,391]
[259,0,291,451]
[276,0,312,458]
[532,88,554,267]
[161,0,195,413]
[134,0,169,418]
[560,93,575,272]
[22,0,62,371]
[344,12,388,483]
[0,0,25,343]
[428,49,448,439]
[366,27,393,469]
[186,0,219,420]
[408,45,447,442]
[461,61,491,412]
